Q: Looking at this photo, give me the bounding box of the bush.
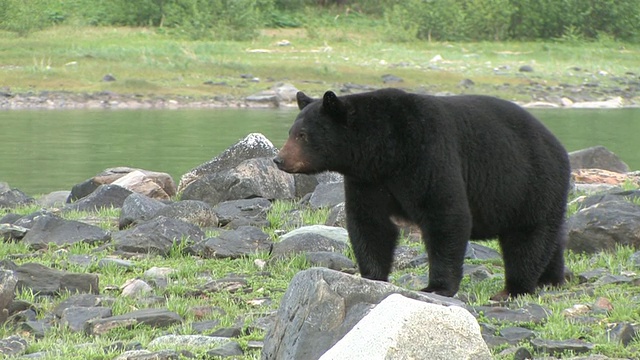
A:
[0,0,55,36]
[386,0,640,42]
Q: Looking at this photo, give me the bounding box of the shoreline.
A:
[1,87,638,111]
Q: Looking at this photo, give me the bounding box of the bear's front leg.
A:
[420,209,471,297]
[344,179,400,282]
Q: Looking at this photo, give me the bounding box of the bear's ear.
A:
[296,92,314,110]
[321,91,347,121]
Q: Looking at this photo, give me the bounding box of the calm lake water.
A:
[1,107,639,195]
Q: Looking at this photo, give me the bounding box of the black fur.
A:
[275,88,571,298]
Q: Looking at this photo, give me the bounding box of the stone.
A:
[98,257,134,270]
[261,267,464,360]
[319,294,490,360]
[197,226,272,259]
[118,192,167,229]
[153,200,218,228]
[191,320,221,334]
[568,146,630,173]
[61,306,112,332]
[213,198,271,227]
[206,341,244,357]
[120,279,153,298]
[608,322,637,346]
[210,326,243,338]
[64,184,132,212]
[147,334,229,349]
[273,83,299,103]
[381,74,403,83]
[324,202,346,227]
[465,242,502,260]
[195,277,249,295]
[21,213,110,250]
[499,326,536,343]
[519,65,534,72]
[271,226,350,258]
[574,190,640,211]
[308,182,345,209]
[0,335,28,357]
[15,263,99,296]
[178,133,278,192]
[567,200,640,253]
[572,169,638,187]
[36,190,71,208]
[85,308,182,335]
[0,270,18,323]
[305,251,356,271]
[0,188,35,209]
[470,304,550,324]
[112,216,205,256]
[53,294,115,317]
[530,338,595,355]
[181,157,295,206]
[113,349,180,360]
[111,169,176,200]
[0,223,28,241]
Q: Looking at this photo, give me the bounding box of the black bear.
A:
[274,88,570,300]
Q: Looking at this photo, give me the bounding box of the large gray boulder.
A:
[568,145,629,173]
[181,157,294,206]
[178,133,278,193]
[320,293,491,360]
[261,267,464,360]
[22,213,111,250]
[567,200,640,253]
[112,216,205,256]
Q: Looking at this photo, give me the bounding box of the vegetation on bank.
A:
[1,191,640,359]
[1,0,639,42]
[0,23,638,104]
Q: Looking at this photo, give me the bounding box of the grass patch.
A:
[0,25,638,102]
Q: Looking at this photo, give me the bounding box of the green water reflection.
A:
[0,107,638,195]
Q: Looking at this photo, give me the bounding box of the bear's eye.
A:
[297,132,307,141]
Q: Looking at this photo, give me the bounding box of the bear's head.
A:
[273,90,352,175]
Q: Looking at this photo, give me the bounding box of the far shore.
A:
[1,88,637,111]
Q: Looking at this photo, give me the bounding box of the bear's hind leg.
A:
[497,224,562,299]
[345,181,400,282]
[537,235,566,287]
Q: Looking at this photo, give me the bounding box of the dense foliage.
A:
[0,0,638,41]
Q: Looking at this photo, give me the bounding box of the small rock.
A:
[608,322,637,346]
[102,74,116,82]
[61,306,112,332]
[381,74,403,83]
[118,192,167,229]
[519,65,534,72]
[0,335,28,357]
[147,334,228,349]
[15,263,99,296]
[0,189,35,209]
[305,251,355,271]
[206,341,244,357]
[530,338,595,355]
[22,214,111,250]
[120,279,153,298]
[85,308,182,335]
[308,182,345,209]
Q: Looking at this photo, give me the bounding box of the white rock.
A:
[320,293,491,360]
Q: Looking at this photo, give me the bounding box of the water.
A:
[1,107,639,196]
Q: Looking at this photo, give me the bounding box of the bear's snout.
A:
[273,156,285,169]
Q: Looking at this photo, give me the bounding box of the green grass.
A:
[2,192,640,359]
[1,23,638,103]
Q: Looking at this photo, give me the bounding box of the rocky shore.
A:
[1,73,639,110]
[1,135,640,359]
